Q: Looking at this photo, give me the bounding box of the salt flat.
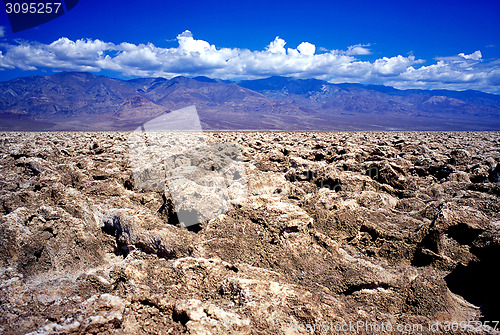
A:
[0,131,499,334]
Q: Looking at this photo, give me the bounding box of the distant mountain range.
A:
[0,72,499,130]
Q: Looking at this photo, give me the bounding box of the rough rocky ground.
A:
[0,131,499,334]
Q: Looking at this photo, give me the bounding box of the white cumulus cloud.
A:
[0,31,498,93]
[177,30,216,53]
[373,55,424,76]
[459,50,482,61]
[297,42,316,56]
[266,36,287,54]
[346,43,372,55]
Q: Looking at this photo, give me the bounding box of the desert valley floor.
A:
[0,131,499,334]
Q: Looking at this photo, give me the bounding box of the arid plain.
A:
[1,131,499,334]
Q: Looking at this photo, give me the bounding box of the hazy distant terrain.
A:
[1,131,499,334]
[1,72,499,131]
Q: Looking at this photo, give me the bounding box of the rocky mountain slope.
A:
[0,73,499,130]
[1,131,499,334]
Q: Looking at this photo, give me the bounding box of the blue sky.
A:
[0,0,499,93]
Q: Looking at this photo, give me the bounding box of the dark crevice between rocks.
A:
[250,216,268,229]
[124,179,134,190]
[488,163,499,182]
[360,225,379,241]
[184,222,202,233]
[116,242,131,258]
[1,201,11,215]
[42,227,57,238]
[315,177,342,192]
[313,153,325,161]
[175,209,203,232]
[102,213,183,260]
[11,153,27,160]
[26,214,37,224]
[157,193,169,216]
[445,256,500,321]
[412,230,440,267]
[444,220,499,321]
[430,165,454,180]
[468,183,500,197]
[33,247,43,261]
[101,217,131,258]
[446,224,483,246]
[470,174,487,184]
[412,167,428,177]
[158,193,203,233]
[102,229,177,260]
[166,210,202,233]
[172,309,190,326]
[281,226,300,235]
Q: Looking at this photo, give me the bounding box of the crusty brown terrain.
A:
[0,131,499,334]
